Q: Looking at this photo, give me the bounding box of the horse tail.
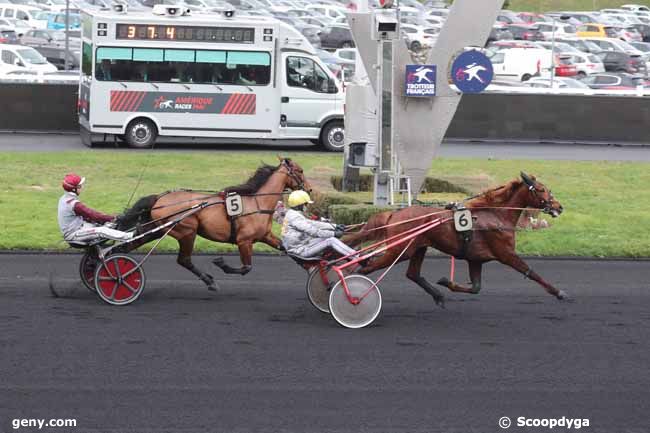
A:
[117,194,158,231]
[343,211,393,247]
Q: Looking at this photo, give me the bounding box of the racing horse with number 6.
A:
[115,158,310,292]
[344,173,567,307]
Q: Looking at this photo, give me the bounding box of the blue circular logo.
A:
[451,50,494,94]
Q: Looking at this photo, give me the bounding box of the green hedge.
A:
[329,204,397,225]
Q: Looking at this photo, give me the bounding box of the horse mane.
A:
[223,164,278,195]
[467,179,525,207]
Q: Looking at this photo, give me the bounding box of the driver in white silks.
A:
[280,190,357,258]
[57,173,134,244]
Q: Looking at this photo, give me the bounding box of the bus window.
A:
[93,47,270,85]
[82,42,92,76]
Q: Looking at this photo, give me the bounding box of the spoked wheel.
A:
[329,275,382,329]
[79,251,99,292]
[94,254,146,306]
[306,266,339,314]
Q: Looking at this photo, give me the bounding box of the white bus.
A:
[79,7,345,150]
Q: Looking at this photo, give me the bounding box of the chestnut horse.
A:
[117,158,309,291]
[344,173,566,307]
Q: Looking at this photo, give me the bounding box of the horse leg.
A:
[406,247,445,308]
[176,235,220,292]
[437,260,483,295]
[260,232,283,251]
[213,241,253,275]
[497,253,569,300]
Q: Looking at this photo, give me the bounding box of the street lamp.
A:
[550,14,571,88]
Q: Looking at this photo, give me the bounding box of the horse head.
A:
[278,156,311,193]
[520,172,563,218]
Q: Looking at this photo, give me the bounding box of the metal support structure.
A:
[346,0,504,206]
[64,0,70,70]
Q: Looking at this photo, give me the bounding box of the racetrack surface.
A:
[2,132,650,161]
[1,254,649,433]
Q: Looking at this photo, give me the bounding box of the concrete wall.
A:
[0,83,78,132]
[1,84,648,145]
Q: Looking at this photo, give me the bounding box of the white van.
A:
[0,43,58,73]
[490,48,553,82]
[0,4,49,29]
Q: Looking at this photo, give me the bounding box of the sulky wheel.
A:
[79,251,99,292]
[306,266,340,314]
[94,254,146,306]
[329,275,382,329]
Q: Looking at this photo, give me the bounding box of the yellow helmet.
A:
[288,190,313,208]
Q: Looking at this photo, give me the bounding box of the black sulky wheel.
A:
[79,251,99,292]
[306,266,339,314]
[94,254,146,306]
[329,275,382,329]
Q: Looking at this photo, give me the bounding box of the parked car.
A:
[581,72,648,89]
[506,24,545,41]
[632,23,650,41]
[562,51,605,76]
[525,76,590,89]
[576,23,620,38]
[621,4,650,12]
[296,24,321,48]
[496,9,526,25]
[31,0,67,11]
[319,24,354,49]
[333,47,356,64]
[0,27,18,44]
[517,12,550,24]
[554,55,578,77]
[630,40,650,52]
[306,4,346,21]
[487,24,514,44]
[583,37,643,54]
[0,43,58,73]
[536,22,577,39]
[47,12,81,31]
[536,41,580,54]
[595,50,647,74]
[401,23,436,51]
[556,37,603,53]
[0,4,48,29]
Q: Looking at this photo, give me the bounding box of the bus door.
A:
[281,53,339,138]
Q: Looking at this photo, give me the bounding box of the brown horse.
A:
[344,172,566,307]
[117,158,309,291]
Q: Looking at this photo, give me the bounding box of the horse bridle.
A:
[527,184,555,214]
[281,160,307,192]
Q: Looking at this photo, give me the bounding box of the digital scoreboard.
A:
[115,24,255,43]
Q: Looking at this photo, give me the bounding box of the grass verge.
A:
[509,0,650,12]
[1,151,649,257]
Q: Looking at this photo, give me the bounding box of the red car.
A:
[517,12,549,24]
[555,56,578,77]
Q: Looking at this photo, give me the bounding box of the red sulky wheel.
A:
[94,254,146,306]
[79,251,99,292]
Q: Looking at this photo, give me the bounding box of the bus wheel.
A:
[320,120,345,152]
[125,118,157,149]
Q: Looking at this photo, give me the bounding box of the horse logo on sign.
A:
[405,65,437,97]
[451,50,494,94]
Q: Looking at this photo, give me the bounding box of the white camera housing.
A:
[372,12,399,40]
[112,2,127,13]
[152,4,191,17]
[223,8,235,18]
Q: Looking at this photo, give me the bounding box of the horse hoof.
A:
[436,277,450,288]
[212,258,225,268]
[207,283,220,292]
[557,290,572,302]
[434,296,446,309]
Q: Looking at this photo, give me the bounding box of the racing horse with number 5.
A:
[344,173,567,307]
[115,158,310,292]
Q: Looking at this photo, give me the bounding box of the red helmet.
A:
[62,173,85,192]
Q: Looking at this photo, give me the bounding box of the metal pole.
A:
[550,16,556,88]
[64,0,70,70]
